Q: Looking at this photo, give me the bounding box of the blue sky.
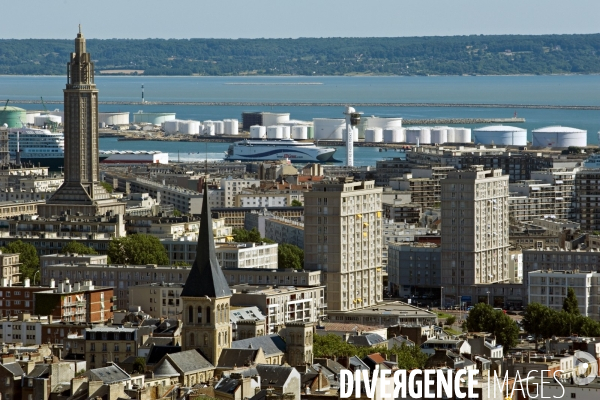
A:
[2,0,598,39]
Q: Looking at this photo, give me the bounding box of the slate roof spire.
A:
[181,183,232,298]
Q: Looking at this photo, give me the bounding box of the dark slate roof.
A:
[146,345,181,365]
[26,364,50,378]
[215,377,242,395]
[181,184,232,298]
[347,333,386,347]
[87,364,130,384]
[1,362,24,377]
[348,356,370,371]
[141,337,175,349]
[167,349,214,373]
[154,359,180,378]
[249,389,269,400]
[313,358,345,375]
[231,334,286,357]
[217,348,260,369]
[256,365,295,387]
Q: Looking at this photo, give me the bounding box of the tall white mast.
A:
[343,106,362,167]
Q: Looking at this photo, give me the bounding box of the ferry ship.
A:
[225,138,337,162]
[581,153,600,169]
[8,127,65,170]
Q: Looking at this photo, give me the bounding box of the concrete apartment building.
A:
[529,270,600,320]
[440,166,510,305]
[245,210,305,249]
[128,282,184,319]
[304,179,383,311]
[575,168,600,231]
[222,268,322,288]
[85,326,150,369]
[0,251,21,285]
[207,177,261,208]
[216,242,278,269]
[41,263,192,310]
[382,201,422,224]
[230,284,326,333]
[40,253,108,268]
[212,206,304,229]
[387,243,441,298]
[0,280,48,318]
[0,200,44,218]
[522,247,600,286]
[382,221,433,272]
[34,279,114,323]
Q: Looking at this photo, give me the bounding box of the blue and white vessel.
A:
[225,138,336,162]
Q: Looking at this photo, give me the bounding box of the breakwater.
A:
[6,99,600,110]
[403,117,525,125]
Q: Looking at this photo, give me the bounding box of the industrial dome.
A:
[532,126,587,148]
[473,125,527,146]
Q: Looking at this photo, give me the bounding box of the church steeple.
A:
[181,184,231,298]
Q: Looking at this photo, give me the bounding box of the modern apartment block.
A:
[222,268,322,288]
[245,209,304,249]
[128,282,184,319]
[0,252,21,285]
[387,243,441,298]
[212,206,304,229]
[522,248,600,286]
[575,168,600,231]
[215,242,278,269]
[529,270,600,320]
[441,167,510,304]
[304,179,383,311]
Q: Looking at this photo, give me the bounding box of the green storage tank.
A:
[0,106,27,128]
[307,126,314,139]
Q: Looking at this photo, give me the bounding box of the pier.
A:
[6,99,600,111]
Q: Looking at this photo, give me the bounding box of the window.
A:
[206,306,211,323]
[197,307,202,323]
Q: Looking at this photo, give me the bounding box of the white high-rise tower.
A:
[343,107,362,167]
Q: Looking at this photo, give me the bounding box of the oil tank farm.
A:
[223,119,239,135]
[262,112,290,126]
[133,111,176,125]
[313,118,345,140]
[0,106,26,128]
[430,127,448,144]
[250,125,266,139]
[383,128,405,143]
[453,128,472,143]
[291,125,308,140]
[99,112,130,126]
[358,116,403,138]
[531,126,587,148]
[365,128,383,143]
[473,125,527,146]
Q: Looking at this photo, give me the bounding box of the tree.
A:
[445,316,456,326]
[291,200,303,207]
[464,303,519,349]
[60,241,98,255]
[563,288,580,315]
[173,209,182,217]
[278,243,304,270]
[522,303,554,346]
[107,234,169,265]
[132,357,146,374]
[100,181,114,193]
[1,240,39,280]
[232,228,262,243]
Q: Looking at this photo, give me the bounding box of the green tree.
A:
[132,357,146,374]
[563,288,580,315]
[278,243,304,270]
[291,199,303,207]
[173,209,182,217]
[464,303,519,349]
[107,234,169,265]
[522,303,554,346]
[232,228,262,243]
[173,261,190,266]
[445,316,456,326]
[100,181,114,193]
[1,240,39,280]
[60,241,98,255]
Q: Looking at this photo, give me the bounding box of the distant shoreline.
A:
[1,73,600,78]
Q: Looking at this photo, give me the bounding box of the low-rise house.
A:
[420,338,471,356]
[425,349,477,370]
[255,365,301,399]
[230,335,287,365]
[217,348,267,371]
[0,362,24,400]
[153,349,215,387]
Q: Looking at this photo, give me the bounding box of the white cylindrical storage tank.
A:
[214,121,224,135]
[446,127,456,143]
[224,119,239,135]
[182,120,200,135]
[133,112,175,125]
[430,128,448,144]
[267,125,283,139]
[405,128,421,144]
[453,128,472,143]
[204,123,215,136]
[280,125,291,139]
[34,115,62,126]
[418,127,431,144]
[291,125,308,140]
[313,118,345,140]
[532,126,587,148]
[250,125,266,139]
[99,112,130,126]
[383,128,404,143]
[26,112,40,125]
[473,125,526,146]
[365,128,383,143]
[262,112,290,126]
[230,119,239,135]
[164,120,180,134]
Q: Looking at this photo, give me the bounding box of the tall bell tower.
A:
[181,184,232,365]
[38,27,125,217]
